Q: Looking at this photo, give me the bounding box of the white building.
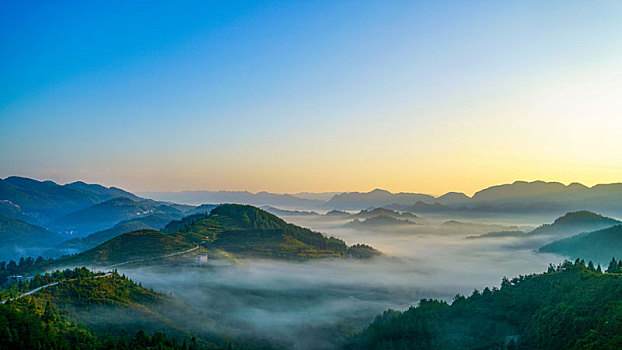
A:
[195,254,208,266]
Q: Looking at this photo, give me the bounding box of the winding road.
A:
[1,244,199,304]
[1,273,112,304]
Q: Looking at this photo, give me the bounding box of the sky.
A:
[1,0,622,196]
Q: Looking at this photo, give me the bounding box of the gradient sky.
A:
[1,1,622,195]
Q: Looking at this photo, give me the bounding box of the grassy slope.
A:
[53,212,180,255]
[58,229,194,266]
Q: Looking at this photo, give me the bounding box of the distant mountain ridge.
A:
[326,189,437,210]
[6,176,622,215]
[323,181,622,213]
[0,176,139,223]
[138,190,324,208]
[49,197,190,237]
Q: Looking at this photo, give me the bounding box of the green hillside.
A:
[0,267,226,349]
[345,260,622,349]
[165,204,377,259]
[0,214,63,261]
[58,229,194,266]
[539,224,622,264]
[52,212,181,256]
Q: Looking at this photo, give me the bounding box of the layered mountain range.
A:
[3,176,622,263]
[140,180,622,215]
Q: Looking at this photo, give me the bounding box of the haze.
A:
[116,213,564,349]
[2,1,622,195]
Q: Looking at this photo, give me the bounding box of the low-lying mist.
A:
[120,214,564,349]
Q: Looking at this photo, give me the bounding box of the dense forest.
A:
[345,259,622,349]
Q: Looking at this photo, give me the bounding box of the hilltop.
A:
[164,204,380,260]
[57,229,194,266]
[528,210,620,236]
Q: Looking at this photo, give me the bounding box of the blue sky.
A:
[1,1,621,194]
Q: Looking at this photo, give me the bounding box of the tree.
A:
[42,301,56,323]
[588,261,596,271]
[607,258,618,273]
[6,260,17,272]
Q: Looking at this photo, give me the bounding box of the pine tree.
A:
[607,257,618,273]
[588,261,596,271]
[42,300,56,323]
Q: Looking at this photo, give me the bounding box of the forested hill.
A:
[345,260,622,350]
[0,267,233,349]
[164,204,380,259]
